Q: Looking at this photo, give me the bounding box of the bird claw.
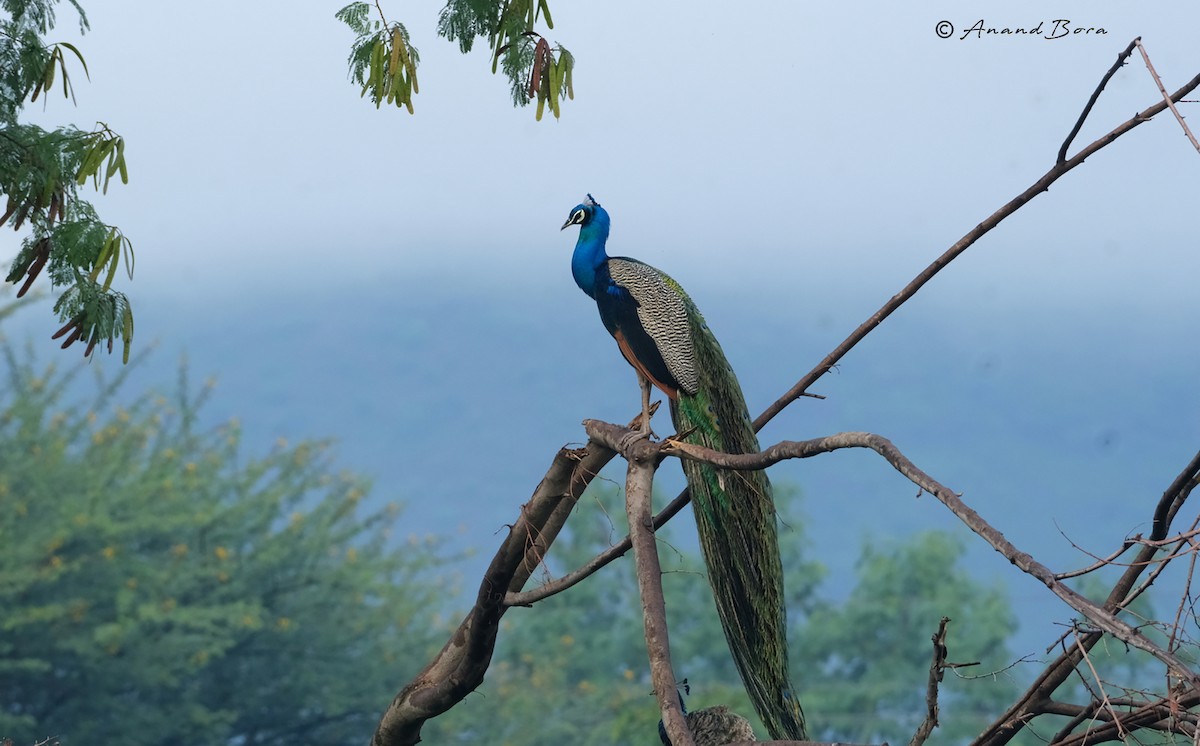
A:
[618,424,656,451]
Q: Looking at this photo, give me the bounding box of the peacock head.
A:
[561,193,608,233]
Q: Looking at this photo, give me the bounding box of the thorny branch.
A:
[1135,38,1200,154]
[374,38,1200,746]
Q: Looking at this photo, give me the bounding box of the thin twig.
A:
[1136,38,1200,154]
[909,617,950,746]
[1074,632,1128,741]
[1058,38,1140,163]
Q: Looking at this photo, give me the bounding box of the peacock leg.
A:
[618,372,656,450]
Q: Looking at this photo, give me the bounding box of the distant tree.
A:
[1,0,136,361]
[0,348,450,745]
[418,486,1020,745]
[797,532,1018,744]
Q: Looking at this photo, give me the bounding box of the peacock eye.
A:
[573,209,586,224]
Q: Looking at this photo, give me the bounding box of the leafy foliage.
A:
[0,348,450,745]
[336,2,420,113]
[338,0,573,120]
[1,0,135,361]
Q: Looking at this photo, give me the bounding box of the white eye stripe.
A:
[572,209,586,224]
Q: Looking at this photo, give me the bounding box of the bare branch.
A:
[1151,448,1200,541]
[909,617,950,746]
[584,421,1200,689]
[1073,633,1128,741]
[624,455,693,746]
[371,443,615,746]
[1135,38,1200,154]
[975,447,1200,746]
[755,44,1200,429]
[1058,38,1140,163]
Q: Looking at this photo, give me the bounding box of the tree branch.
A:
[371,442,614,746]
[975,445,1200,746]
[754,44,1200,429]
[909,617,950,746]
[1057,38,1139,164]
[624,454,693,746]
[584,421,1200,689]
[1135,38,1200,154]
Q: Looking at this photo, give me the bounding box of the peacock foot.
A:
[617,425,656,452]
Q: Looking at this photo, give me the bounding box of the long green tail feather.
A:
[669,311,806,741]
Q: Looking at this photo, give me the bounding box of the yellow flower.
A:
[171,543,188,558]
[214,546,230,561]
[560,634,575,647]
[276,617,292,631]
[102,546,117,560]
[345,547,358,563]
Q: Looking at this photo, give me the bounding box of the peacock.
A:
[562,194,806,740]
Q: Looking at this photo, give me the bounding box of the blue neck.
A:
[571,208,611,299]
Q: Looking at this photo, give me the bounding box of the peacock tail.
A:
[670,300,806,741]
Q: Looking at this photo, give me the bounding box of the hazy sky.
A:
[4,1,1199,655]
[4,1,1197,307]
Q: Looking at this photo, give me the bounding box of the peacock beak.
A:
[560,218,573,230]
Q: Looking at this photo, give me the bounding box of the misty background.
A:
[4,0,1199,660]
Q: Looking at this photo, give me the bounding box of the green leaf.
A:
[56,41,89,79]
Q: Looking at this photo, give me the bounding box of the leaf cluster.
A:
[337,2,420,113]
[0,0,88,122]
[475,0,572,118]
[340,0,574,120]
[0,348,451,745]
[1,0,135,361]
